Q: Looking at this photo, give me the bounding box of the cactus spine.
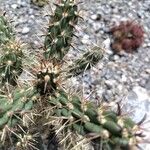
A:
[0,15,14,45]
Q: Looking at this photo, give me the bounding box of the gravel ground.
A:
[0,0,150,149]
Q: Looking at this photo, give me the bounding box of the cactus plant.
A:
[0,41,24,86]
[47,91,144,150]
[0,86,38,148]
[44,0,79,60]
[0,15,23,86]
[0,87,36,129]
[0,0,147,150]
[0,15,14,45]
[67,46,104,78]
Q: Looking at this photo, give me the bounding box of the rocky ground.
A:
[0,0,150,149]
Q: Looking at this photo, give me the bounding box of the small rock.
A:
[81,34,90,44]
[133,86,149,101]
[90,14,98,20]
[113,55,120,61]
[22,27,30,34]
[92,23,101,32]
[90,14,101,21]
[139,79,147,88]
[11,4,18,9]
[145,69,150,74]
[102,38,111,50]
[102,90,114,102]
[127,91,138,101]
[105,79,115,89]
[121,74,127,82]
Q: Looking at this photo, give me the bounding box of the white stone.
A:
[90,14,97,20]
[22,27,30,34]
[121,74,127,82]
[133,86,150,101]
[11,4,18,9]
[81,34,90,44]
[102,38,111,50]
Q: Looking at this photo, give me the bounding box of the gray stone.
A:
[145,79,150,91]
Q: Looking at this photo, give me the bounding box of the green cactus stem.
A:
[67,46,104,78]
[0,86,37,132]
[44,0,79,60]
[0,15,14,45]
[0,41,23,86]
[0,15,23,86]
[48,91,143,150]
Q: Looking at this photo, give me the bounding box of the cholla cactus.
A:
[44,0,79,60]
[0,15,14,45]
[67,46,104,78]
[0,41,23,86]
[0,0,147,150]
[0,87,36,127]
[48,91,144,150]
[31,1,146,149]
[0,86,37,144]
[0,15,23,86]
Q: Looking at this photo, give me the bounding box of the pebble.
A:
[22,26,30,34]
[11,4,18,9]
[81,34,90,44]
[90,14,98,20]
[105,79,115,89]
[90,14,101,21]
